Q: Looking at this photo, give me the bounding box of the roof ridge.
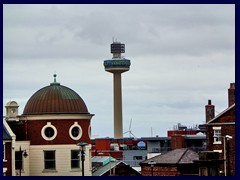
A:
[176,148,188,164]
[207,103,235,124]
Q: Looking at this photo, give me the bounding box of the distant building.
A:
[3,75,94,176]
[91,134,206,169]
[168,123,206,137]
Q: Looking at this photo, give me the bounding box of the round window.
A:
[44,127,55,138]
[69,123,82,140]
[41,122,57,141]
[71,127,80,137]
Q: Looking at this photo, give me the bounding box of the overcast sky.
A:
[3,4,235,138]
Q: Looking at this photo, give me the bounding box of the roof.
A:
[92,156,113,166]
[3,124,12,140]
[93,161,120,176]
[140,148,199,165]
[92,160,141,176]
[23,75,89,115]
[5,101,19,107]
[184,134,206,139]
[140,137,171,141]
[207,104,235,124]
[3,119,16,140]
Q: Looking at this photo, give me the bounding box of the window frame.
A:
[213,127,222,144]
[41,122,57,141]
[15,151,23,170]
[44,150,56,170]
[71,150,80,169]
[3,143,6,161]
[69,122,82,140]
[133,156,143,160]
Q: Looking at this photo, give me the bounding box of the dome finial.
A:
[50,73,60,86]
[54,73,57,83]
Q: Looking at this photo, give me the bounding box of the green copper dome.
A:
[23,75,88,115]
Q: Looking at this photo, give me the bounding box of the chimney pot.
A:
[228,82,235,107]
[230,83,235,89]
[208,100,211,105]
[205,100,215,123]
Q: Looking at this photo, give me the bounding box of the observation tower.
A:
[104,41,131,139]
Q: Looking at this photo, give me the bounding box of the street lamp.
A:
[148,160,156,176]
[19,146,28,176]
[225,135,232,176]
[77,142,88,176]
[215,135,232,176]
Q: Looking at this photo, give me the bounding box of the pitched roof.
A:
[3,124,12,140]
[92,160,141,176]
[207,103,235,124]
[3,119,16,140]
[140,148,199,165]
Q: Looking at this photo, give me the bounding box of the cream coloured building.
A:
[4,75,94,176]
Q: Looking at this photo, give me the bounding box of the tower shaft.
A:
[113,73,123,138]
[104,41,130,139]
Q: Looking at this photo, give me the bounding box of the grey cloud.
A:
[3,4,235,137]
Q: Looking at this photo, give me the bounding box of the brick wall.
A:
[24,119,91,145]
[207,107,235,176]
[4,142,12,176]
[171,135,184,149]
[141,165,180,176]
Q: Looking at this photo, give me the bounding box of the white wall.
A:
[15,141,30,176]
[29,144,92,176]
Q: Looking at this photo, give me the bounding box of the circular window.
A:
[69,122,82,140]
[71,127,80,137]
[41,123,57,141]
[44,127,55,138]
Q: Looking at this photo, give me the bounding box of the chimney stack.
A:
[228,83,235,107]
[205,100,215,123]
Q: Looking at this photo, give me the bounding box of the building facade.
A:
[205,83,235,176]
[4,75,94,176]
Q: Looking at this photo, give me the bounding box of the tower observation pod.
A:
[104,41,131,139]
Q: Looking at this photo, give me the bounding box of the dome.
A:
[23,75,89,115]
[5,101,19,107]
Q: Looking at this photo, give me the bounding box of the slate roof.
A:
[3,123,12,140]
[140,148,199,165]
[92,161,120,176]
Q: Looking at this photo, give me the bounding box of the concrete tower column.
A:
[113,73,123,138]
[104,41,131,139]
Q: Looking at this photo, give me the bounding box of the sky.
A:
[3,4,235,138]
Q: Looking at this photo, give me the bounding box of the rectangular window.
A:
[15,151,23,170]
[200,167,208,176]
[71,150,80,169]
[3,144,5,161]
[213,127,222,144]
[44,151,56,170]
[133,156,143,160]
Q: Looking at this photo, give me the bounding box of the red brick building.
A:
[205,83,235,176]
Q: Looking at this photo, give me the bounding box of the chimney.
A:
[228,83,235,107]
[205,100,215,123]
